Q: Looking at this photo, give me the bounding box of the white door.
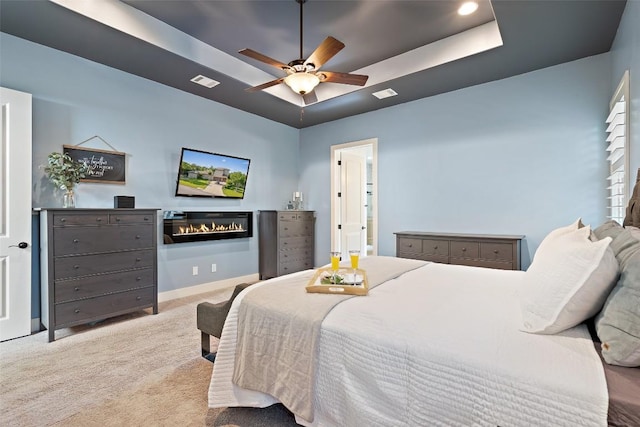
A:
[0,87,33,341]
[339,150,367,258]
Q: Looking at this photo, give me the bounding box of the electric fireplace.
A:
[163,211,253,244]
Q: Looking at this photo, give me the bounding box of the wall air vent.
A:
[372,88,398,99]
[190,75,220,88]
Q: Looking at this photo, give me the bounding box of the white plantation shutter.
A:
[606,71,629,224]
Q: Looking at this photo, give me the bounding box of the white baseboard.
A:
[31,318,42,333]
[157,273,260,303]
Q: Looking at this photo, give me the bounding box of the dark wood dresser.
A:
[395,231,525,270]
[39,208,159,342]
[258,210,315,280]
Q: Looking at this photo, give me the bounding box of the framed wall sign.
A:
[63,144,126,184]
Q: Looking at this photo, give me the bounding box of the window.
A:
[606,71,630,224]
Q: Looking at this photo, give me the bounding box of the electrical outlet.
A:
[192,266,198,276]
[211,263,217,273]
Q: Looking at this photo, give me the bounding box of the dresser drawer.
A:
[279,248,313,263]
[279,236,313,251]
[109,213,155,225]
[54,249,154,280]
[279,221,313,237]
[480,243,513,261]
[55,286,155,327]
[422,239,449,257]
[276,211,313,221]
[450,241,479,258]
[398,251,448,264]
[278,212,299,221]
[397,238,422,254]
[55,268,155,302]
[279,259,313,275]
[54,225,154,255]
[54,213,109,226]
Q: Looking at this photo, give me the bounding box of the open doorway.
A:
[330,138,378,259]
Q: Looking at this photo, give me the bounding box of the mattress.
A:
[209,260,609,426]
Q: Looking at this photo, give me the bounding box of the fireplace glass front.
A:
[163,211,253,244]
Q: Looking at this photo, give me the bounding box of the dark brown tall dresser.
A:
[39,208,159,342]
[258,210,315,280]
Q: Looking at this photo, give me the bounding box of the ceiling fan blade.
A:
[320,71,369,86]
[302,91,318,106]
[304,36,344,70]
[239,48,289,71]
[245,77,286,92]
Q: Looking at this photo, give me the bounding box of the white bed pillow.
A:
[534,218,584,260]
[520,226,618,335]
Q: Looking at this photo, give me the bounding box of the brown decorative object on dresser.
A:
[258,210,315,280]
[395,231,524,270]
[39,208,159,342]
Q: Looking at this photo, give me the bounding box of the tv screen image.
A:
[175,148,251,199]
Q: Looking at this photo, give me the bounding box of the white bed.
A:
[208,258,608,426]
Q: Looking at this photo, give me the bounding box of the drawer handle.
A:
[60,218,66,223]
[433,246,438,250]
[136,258,141,262]
[136,277,141,281]
[74,287,80,292]
[74,309,80,314]
[462,248,467,252]
[116,217,121,222]
[73,239,79,244]
[73,265,80,269]
[96,218,102,222]
[408,244,413,248]
[136,296,141,301]
[493,250,499,254]
[144,217,149,221]
[135,235,141,239]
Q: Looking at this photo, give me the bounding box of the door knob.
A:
[9,242,28,249]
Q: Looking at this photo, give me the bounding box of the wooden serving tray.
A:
[305,267,369,296]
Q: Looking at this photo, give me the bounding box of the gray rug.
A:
[0,288,297,426]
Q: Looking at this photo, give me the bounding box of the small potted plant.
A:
[43,152,89,208]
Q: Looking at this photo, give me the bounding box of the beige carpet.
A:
[0,288,297,426]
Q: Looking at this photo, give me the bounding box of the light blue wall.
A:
[610,0,640,182]
[300,54,613,269]
[0,33,300,294]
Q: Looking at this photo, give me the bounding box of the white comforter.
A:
[209,261,609,426]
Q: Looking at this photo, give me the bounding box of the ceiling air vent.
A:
[190,75,220,88]
[372,88,398,99]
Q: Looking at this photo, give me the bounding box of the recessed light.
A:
[372,88,398,99]
[190,75,220,88]
[458,1,478,16]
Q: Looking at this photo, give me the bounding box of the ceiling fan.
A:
[239,0,369,105]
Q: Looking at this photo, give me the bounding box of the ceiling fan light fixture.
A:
[284,72,320,95]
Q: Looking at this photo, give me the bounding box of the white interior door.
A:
[0,87,33,341]
[339,150,366,258]
[331,138,377,261]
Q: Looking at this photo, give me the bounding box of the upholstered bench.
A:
[197,283,253,362]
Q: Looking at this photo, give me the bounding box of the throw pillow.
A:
[520,226,619,335]
[626,226,640,241]
[596,231,640,366]
[534,218,584,260]
[593,220,624,241]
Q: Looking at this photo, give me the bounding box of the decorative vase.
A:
[63,189,76,208]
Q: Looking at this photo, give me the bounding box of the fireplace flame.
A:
[176,221,245,235]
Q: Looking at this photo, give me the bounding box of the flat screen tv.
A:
[175,147,251,199]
